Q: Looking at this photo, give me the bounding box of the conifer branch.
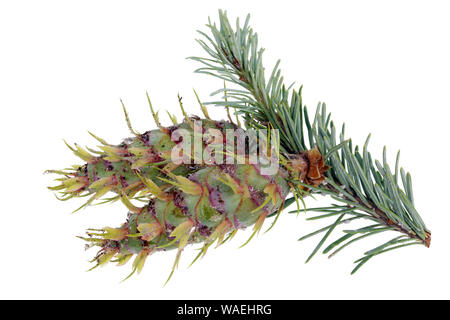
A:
[189,10,430,273]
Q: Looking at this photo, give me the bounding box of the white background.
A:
[1,0,449,299]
